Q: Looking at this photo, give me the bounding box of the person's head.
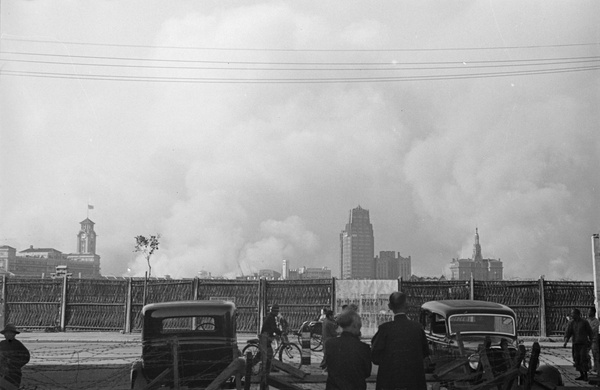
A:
[324,309,334,320]
[589,307,597,318]
[388,291,408,314]
[345,303,358,312]
[0,324,20,341]
[336,310,362,336]
[341,304,348,311]
[571,308,581,320]
[270,304,280,316]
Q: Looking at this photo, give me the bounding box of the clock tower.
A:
[77,218,97,254]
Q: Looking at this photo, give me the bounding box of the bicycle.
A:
[295,320,323,352]
[242,332,303,375]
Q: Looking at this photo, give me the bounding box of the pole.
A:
[592,234,600,312]
[469,273,474,300]
[258,278,266,334]
[539,276,546,338]
[331,277,336,312]
[125,277,132,333]
[0,275,6,329]
[143,271,148,306]
[60,273,68,331]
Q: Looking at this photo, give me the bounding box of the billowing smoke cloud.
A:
[1,2,598,281]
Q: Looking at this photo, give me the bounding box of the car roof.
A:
[142,300,236,318]
[420,300,515,317]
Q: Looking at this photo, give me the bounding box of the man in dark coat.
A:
[260,304,282,372]
[371,291,429,390]
[323,309,371,390]
[564,308,594,380]
[0,323,30,388]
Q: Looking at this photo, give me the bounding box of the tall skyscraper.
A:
[340,206,374,279]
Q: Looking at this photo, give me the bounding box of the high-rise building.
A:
[340,206,374,279]
[374,251,411,280]
[449,228,503,281]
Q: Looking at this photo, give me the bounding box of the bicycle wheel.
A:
[278,342,303,369]
[242,344,262,375]
[310,331,323,352]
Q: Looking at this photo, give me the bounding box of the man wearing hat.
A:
[260,304,282,372]
[0,324,30,387]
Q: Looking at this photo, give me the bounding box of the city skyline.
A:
[1,2,598,280]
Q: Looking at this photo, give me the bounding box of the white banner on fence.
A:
[335,279,399,337]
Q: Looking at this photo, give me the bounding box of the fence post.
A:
[60,274,68,331]
[539,276,546,338]
[592,234,600,312]
[258,278,266,334]
[125,277,132,333]
[331,277,336,312]
[192,277,199,300]
[143,271,148,306]
[398,277,402,292]
[0,275,6,329]
[469,274,474,300]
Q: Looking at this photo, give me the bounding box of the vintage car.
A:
[131,300,239,389]
[419,300,520,377]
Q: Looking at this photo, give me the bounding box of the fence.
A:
[0,276,593,337]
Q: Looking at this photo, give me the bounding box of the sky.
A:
[1,1,599,280]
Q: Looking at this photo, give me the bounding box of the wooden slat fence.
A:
[0,276,594,337]
[4,278,63,330]
[543,280,594,336]
[400,280,470,321]
[131,279,194,331]
[66,278,128,330]
[265,279,333,333]
[195,279,260,333]
[473,281,541,336]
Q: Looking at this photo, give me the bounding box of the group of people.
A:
[260,292,429,389]
[563,306,600,381]
[321,291,428,390]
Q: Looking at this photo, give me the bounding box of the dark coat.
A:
[0,338,30,386]
[371,314,429,390]
[324,331,372,390]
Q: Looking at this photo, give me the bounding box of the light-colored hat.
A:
[0,324,20,334]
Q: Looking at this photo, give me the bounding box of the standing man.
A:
[0,324,30,388]
[323,310,371,390]
[260,304,282,372]
[564,308,594,381]
[371,291,429,390]
[587,307,599,373]
[320,309,338,369]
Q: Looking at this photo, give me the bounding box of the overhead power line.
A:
[3,36,599,52]
[2,64,598,84]
[2,56,598,72]
[1,39,598,84]
[2,50,599,67]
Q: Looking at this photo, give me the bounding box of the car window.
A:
[448,314,515,336]
[148,315,220,335]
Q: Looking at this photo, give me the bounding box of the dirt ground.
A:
[14,332,600,389]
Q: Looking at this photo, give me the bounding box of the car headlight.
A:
[468,353,480,370]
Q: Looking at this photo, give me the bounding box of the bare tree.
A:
[134,234,160,277]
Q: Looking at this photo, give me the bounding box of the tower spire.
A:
[472,227,483,262]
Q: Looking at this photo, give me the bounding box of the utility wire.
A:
[2,50,599,67]
[1,64,598,84]
[3,36,599,52]
[2,56,598,72]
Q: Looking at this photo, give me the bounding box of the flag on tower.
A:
[88,204,94,210]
